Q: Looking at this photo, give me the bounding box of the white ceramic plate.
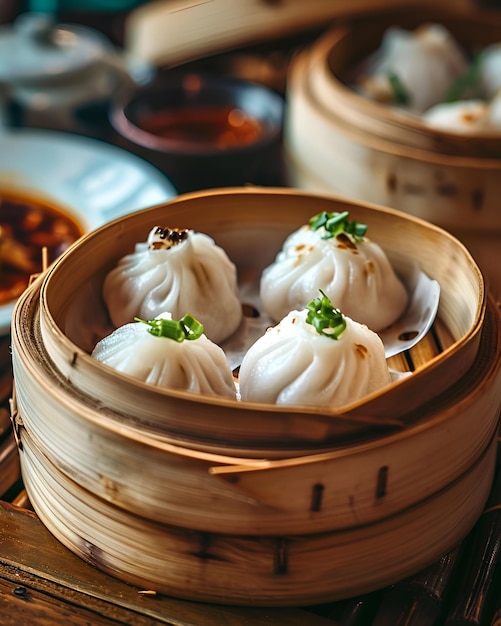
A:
[0,128,177,334]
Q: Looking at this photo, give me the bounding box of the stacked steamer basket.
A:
[284,7,501,300]
[10,188,501,606]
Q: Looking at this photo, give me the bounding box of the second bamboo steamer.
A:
[284,7,501,299]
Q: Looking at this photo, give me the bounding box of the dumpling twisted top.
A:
[238,307,392,407]
[92,312,237,398]
[103,227,242,344]
[260,223,408,332]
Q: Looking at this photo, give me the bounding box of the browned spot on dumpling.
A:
[462,112,475,123]
[365,260,375,277]
[295,243,314,253]
[148,226,189,250]
[461,110,484,124]
[293,244,314,267]
[336,232,358,251]
[354,344,369,359]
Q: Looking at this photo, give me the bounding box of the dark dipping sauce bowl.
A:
[109,74,285,194]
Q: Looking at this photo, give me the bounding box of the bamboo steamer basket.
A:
[10,188,501,605]
[18,425,499,606]
[284,7,501,299]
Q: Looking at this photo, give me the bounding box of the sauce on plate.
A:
[0,192,83,305]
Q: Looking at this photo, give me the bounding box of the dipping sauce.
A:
[138,106,264,149]
[0,192,83,305]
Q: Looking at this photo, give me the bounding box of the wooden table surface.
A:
[0,500,338,626]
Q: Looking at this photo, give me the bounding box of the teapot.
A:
[0,12,152,135]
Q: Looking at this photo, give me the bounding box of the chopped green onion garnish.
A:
[305,290,346,340]
[135,314,204,341]
[309,210,368,241]
[387,71,411,106]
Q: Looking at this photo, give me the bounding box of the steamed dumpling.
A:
[358,23,468,114]
[423,99,490,132]
[103,226,242,344]
[260,211,408,332]
[423,92,501,132]
[91,312,236,398]
[238,297,392,407]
